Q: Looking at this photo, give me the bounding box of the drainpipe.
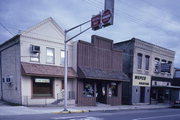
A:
[0,52,3,100]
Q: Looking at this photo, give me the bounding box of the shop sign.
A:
[152,81,171,87]
[161,63,171,72]
[133,74,151,87]
[35,78,50,83]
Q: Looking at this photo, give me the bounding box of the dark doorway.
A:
[96,82,107,104]
[140,87,145,103]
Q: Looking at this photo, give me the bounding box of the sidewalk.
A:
[0,103,171,116]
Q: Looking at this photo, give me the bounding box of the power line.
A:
[0,22,14,36]
[84,0,180,32]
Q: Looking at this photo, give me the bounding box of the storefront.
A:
[76,35,129,106]
[77,67,129,106]
[21,62,77,105]
[151,76,172,104]
[132,74,151,104]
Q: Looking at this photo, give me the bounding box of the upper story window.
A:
[30,45,40,62]
[60,50,65,66]
[46,48,55,64]
[137,53,142,69]
[60,50,68,66]
[168,61,172,73]
[145,55,150,70]
[154,58,160,72]
[161,59,166,63]
[30,53,40,62]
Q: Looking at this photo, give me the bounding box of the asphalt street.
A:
[0,108,180,120]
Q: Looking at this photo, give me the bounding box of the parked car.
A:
[171,100,180,107]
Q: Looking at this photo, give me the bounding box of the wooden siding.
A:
[107,82,122,105]
[77,79,96,106]
[77,36,123,71]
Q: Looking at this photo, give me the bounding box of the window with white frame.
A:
[30,45,40,62]
[60,50,65,65]
[30,53,40,62]
[46,48,55,64]
[137,53,142,69]
[60,50,68,66]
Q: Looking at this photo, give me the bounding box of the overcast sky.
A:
[0,0,180,68]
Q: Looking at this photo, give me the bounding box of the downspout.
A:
[0,51,3,100]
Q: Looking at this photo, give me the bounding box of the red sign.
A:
[91,14,101,30]
[102,10,111,24]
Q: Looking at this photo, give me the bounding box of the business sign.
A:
[161,63,171,72]
[35,78,50,83]
[91,13,102,31]
[102,9,112,27]
[152,81,171,87]
[133,74,151,87]
[91,0,114,30]
[104,0,114,26]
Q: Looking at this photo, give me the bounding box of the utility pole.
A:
[63,21,91,111]
[63,0,114,111]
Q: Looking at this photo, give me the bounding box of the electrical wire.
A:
[0,22,14,36]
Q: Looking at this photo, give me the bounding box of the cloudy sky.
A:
[0,0,180,67]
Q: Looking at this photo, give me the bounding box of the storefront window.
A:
[108,82,118,97]
[83,82,94,97]
[32,77,53,97]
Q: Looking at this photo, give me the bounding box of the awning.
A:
[152,85,180,89]
[78,66,129,81]
[21,62,77,78]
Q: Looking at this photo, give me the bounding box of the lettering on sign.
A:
[133,74,151,87]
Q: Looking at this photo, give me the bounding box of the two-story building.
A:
[0,17,77,105]
[114,38,175,105]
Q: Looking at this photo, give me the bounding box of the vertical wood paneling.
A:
[77,36,124,106]
[77,39,123,72]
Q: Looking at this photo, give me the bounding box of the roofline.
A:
[0,34,20,49]
[21,17,64,36]
[114,37,175,53]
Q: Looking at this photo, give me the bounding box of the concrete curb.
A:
[52,110,90,114]
[51,106,170,114]
[88,106,170,112]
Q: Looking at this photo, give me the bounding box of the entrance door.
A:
[140,87,145,103]
[96,82,107,104]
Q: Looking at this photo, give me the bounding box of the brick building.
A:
[114,38,175,105]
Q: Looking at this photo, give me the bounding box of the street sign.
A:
[91,14,102,30]
[102,9,112,27]
[91,0,114,31]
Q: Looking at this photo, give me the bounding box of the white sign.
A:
[152,81,171,87]
[35,78,50,83]
[133,74,151,87]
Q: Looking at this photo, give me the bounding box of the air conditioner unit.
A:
[31,45,40,53]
